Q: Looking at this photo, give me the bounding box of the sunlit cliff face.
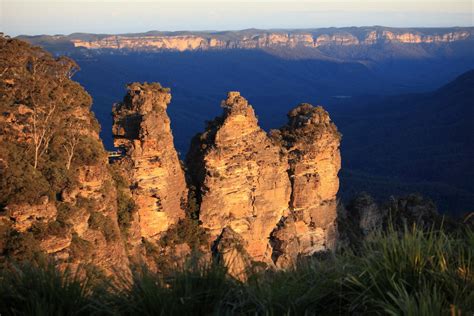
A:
[72,30,471,51]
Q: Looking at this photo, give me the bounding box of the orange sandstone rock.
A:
[270,104,341,268]
[112,83,188,240]
[187,92,291,267]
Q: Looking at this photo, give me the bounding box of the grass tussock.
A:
[0,225,472,315]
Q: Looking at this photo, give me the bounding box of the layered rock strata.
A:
[187,92,291,265]
[70,29,472,51]
[112,83,188,241]
[270,104,341,268]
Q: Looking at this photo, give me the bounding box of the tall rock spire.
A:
[270,103,341,268]
[113,83,188,240]
[187,92,291,266]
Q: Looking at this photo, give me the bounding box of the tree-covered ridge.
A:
[0,37,103,206]
[0,37,129,270]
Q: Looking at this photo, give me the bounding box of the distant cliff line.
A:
[18,26,474,52]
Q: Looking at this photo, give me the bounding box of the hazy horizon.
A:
[8,25,474,38]
[1,0,473,37]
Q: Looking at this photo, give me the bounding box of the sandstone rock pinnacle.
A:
[270,103,341,268]
[113,83,188,240]
[187,92,291,265]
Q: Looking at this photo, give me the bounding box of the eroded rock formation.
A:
[270,104,341,268]
[1,36,345,277]
[112,83,188,241]
[187,92,291,266]
[186,95,342,274]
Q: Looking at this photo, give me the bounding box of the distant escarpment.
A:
[61,28,472,52]
[18,27,473,57]
[0,37,129,275]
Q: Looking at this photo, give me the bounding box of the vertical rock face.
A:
[187,92,291,264]
[270,104,341,268]
[112,83,188,240]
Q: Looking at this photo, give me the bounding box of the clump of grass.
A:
[0,261,103,316]
[345,225,474,315]
[220,257,350,315]
[111,263,234,315]
[0,225,472,315]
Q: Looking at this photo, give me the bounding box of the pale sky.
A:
[1,0,473,36]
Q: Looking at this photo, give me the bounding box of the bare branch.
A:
[63,119,82,170]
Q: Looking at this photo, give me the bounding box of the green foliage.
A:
[69,233,94,260]
[0,223,10,254]
[76,196,97,212]
[73,136,105,166]
[143,239,160,257]
[344,225,474,314]
[0,225,472,315]
[0,261,101,316]
[116,191,135,234]
[109,164,129,189]
[185,185,200,220]
[160,218,209,250]
[56,202,75,224]
[111,263,232,316]
[3,230,44,263]
[224,258,347,315]
[0,143,51,207]
[88,211,119,242]
[109,164,136,235]
[0,38,105,214]
[30,220,70,240]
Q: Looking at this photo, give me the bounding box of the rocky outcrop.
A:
[63,164,130,275]
[112,83,188,241]
[337,193,461,250]
[69,29,472,52]
[270,104,341,268]
[187,96,343,274]
[4,197,57,233]
[212,227,252,280]
[0,37,129,275]
[187,92,291,266]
